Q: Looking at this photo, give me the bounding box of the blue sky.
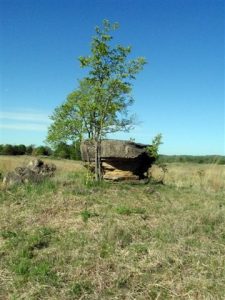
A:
[0,0,224,155]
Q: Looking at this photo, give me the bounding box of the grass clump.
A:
[116,205,146,215]
[70,281,93,297]
[80,209,92,223]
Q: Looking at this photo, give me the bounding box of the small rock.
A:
[3,172,23,186]
[27,159,43,169]
[145,186,156,194]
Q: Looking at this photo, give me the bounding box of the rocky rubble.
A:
[2,159,56,187]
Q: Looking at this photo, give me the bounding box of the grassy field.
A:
[0,156,225,299]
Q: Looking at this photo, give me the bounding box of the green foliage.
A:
[46,87,87,146]
[70,140,82,160]
[147,134,163,160]
[78,19,146,138]
[1,144,15,155]
[25,145,34,155]
[53,141,81,160]
[0,142,81,160]
[14,144,26,155]
[32,146,52,156]
[54,142,71,159]
[0,144,52,156]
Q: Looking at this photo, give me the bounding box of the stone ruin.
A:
[80,139,155,182]
[2,159,56,187]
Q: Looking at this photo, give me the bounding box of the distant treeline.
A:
[158,155,225,165]
[0,142,81,160]
[0,144,224,164]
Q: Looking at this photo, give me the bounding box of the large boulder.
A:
[2,159,56,187]
[80,139,155,181]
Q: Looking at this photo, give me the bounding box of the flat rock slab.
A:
[81,139,155,181]
[81,139,149,161]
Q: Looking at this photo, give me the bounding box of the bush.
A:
[1,144,15,155]
[0,144,35,156]
[32,146,52,156]
[147,134,163,160]
[53,141,81,160]
[25,145,34,155]
[14,144,26,155]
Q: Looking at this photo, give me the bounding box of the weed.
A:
[80,209,92,223]
[100,241,113,258]
[80,209,99,223]
[1,230,17,239]
[117,276,129,289]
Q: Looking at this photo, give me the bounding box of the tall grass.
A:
[150,162,225,192]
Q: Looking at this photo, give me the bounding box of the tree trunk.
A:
[94,138,102,181]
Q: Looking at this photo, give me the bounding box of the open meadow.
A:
[0,156,225,299]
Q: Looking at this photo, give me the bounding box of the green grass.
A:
[116,205,146,215]
[0,159,225,299]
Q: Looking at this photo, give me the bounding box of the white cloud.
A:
[0,123,48,131]
[0,110,52,132]
[0,111,51,124]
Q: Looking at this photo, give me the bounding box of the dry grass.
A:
[0,156,225,299]
[150,162,225,192]
[0,155,83,174]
